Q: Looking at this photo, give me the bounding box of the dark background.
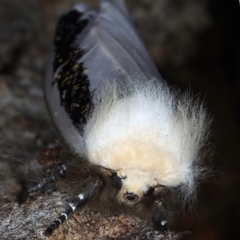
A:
[0,0,239,239]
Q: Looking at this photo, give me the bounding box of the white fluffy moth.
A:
[29,0,210,236]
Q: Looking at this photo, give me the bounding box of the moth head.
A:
[115,169,158,204]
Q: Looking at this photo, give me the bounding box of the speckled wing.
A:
[45,0,162,145]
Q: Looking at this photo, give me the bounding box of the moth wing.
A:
[45,0,163,152]
[74,0,162,94]
[44,4,95,152]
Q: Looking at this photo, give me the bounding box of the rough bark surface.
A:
[0,183,182,240]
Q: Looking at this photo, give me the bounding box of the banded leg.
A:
[45,180,99,235]
[27,164,67,193]
[152,200,168,231]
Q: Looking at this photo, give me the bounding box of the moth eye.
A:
[144,187,155,197]
[111,173,122,190]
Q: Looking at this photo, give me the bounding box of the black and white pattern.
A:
[53,9,92,126]
[45,182,99,235]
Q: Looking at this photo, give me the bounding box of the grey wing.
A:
[76,0,162,93]
[45,0,162,149]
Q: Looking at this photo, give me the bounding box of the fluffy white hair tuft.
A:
[72,76,210,204]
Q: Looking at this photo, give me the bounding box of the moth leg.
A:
[45,180,100,236]
[27,164,67,193]
[152,199,168,231]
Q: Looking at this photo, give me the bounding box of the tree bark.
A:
[0,183,182,240]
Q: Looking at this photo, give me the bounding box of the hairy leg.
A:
[27,163,67,193]
[152,199,168,231]
[45,180,100,235]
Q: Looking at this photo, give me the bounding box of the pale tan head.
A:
[116,169,157,204]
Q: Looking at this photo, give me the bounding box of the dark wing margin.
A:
[52,8,93,127]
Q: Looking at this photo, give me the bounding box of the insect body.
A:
[41,0,209,235]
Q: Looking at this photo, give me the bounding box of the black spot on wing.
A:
[52,9,92,128]
[53,9,88,54]
[54,48,91,127]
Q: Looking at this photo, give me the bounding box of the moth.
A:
[30,0,209,235]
